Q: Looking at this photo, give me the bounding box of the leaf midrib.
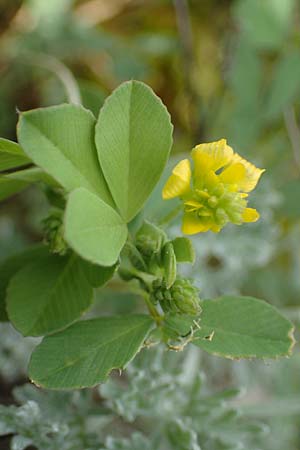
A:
[25,118,101,196]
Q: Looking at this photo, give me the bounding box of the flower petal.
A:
[219,163,246,185]
[162,159,191,199]
[242,208,260,222]
[192,139,234,172]
[210,224,221,233]
[203,170,219,189]
[192,151,214,181]
[182,212,210,234]
[230,153,265,192]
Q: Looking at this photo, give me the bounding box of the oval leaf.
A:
[64,188,128,266]
[194,296,295,359]
[0,245,48,321]
[7,253,93,337]
[171,237,195,263]
[80,259,117,288]
[0,138,31,171]
[0,168,58,201]
[29,315,154,389]
[0,176,29,201]
[95,80,173,222]
[17,104,113,206]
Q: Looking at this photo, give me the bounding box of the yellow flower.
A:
[162,139,265,235]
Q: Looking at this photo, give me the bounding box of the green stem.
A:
[133,287,163,325]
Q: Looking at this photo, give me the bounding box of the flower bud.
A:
[42,211,67,255]
[151,277,201,316]
[135,221,167,257]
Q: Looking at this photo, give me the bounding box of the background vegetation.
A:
[1,0,300,449]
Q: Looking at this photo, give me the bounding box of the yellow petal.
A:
[162,159,191,199]
[230,153,265,192]
[219,163,246,185]
[192,139,234,172]
[210,224,221,233]
[192,151,214,181]
[203,170,219,189]
[242,208,260,223]
[182,213,210,234]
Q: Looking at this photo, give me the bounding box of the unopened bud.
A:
[151,277,201,316]
[42,211,67,255]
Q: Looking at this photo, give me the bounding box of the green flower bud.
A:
[135,221,167,257]
[171,278,201,315]
[150,277,201,316]
[42,211,68,255]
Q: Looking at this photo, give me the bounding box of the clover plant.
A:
[0,80,295,389]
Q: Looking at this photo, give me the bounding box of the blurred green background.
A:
[1,0,300,449]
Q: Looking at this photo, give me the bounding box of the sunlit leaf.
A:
[17,104,113,205]
[0,138,30,171]
[96,81,173,222]
[64,188,127,266]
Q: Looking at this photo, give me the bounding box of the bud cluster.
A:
[151,277,201,316]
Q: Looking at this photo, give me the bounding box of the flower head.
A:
[151,277,201,316]
[162,139,265,235]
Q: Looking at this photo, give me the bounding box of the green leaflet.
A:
[64,188,128,267]
[0,138,31,171]
[7,253,93,337]
[0,245,49,321]
[80,259,117,288]
[95,80,173,222]
[17,103,113,206]
[162,242,177,289]
[194,296,295,359]
[0,167,59,201]
[29,315,154,389]
[0,176,29,201]
[171,237,195,263]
